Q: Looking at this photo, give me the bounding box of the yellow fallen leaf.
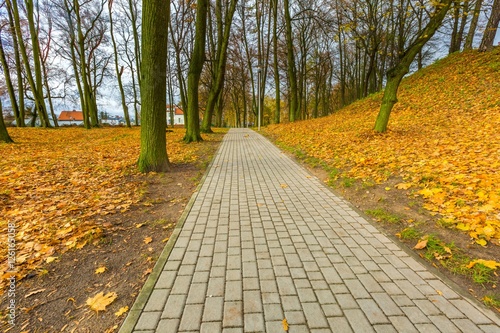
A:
[162,237,170,243]
[46,256,57,263]
[86,292,117,312]
[280,184,288,189]
[475,239,487,247]
[436,290,443,296]
[282,318,289,331]
[467,259,500,270]
[385,187,391,191]
[115,306,129,317]
[144,237,152,244]
[95,266,107,274]
[456,223,470,231]
[395,183,412,190]
[483,225,496,237]
[414,239,428,250]
[135,223,145,228]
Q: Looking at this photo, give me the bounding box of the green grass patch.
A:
[365,208,401,224]
[399,227,420,240]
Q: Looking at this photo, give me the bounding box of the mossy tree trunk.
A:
[0,99,14,143]
[184,0,208,143]
[374,0,452,133]
[137,0,170,172]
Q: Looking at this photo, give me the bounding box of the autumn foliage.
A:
[0,128,205,292]
[265,49,500,247]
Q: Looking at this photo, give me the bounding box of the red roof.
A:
[59,111,84,121]
[167,105,184,115]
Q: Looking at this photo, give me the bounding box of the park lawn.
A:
[0,127,218,291]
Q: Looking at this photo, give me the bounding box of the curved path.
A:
[120,128,500,333]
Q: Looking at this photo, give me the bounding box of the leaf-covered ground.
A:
[265,48,500,248]
[0,127,216,293]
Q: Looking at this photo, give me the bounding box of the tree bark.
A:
[138,0,170,172]
[374,0,452,133]
[10,0,51,127]
[184,0,208,142]
[271,0,280,124]
[283,0,298,122]
[200,0,238,133]
[479,0,500,51]
[464,0,483,50]
[109,0,131,127]
[0,32,20,126]
[0,99,14,143]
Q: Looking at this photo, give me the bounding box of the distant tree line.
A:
[1,0,499,159]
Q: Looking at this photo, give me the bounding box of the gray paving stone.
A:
[135,311,161,330]
[144,289,170,312]
[388,316,419,333]
[357,299,389,324]
[178,304,203,331]
[161,294,186,319]
[202,296,224,322]
[200,322,222,333]
[327,317,353,333]
[244,313,265,332]
[343,309,375,333]
[155,319,179,333]
[223,301,243,328]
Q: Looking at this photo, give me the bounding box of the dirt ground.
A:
[0,137,222,333]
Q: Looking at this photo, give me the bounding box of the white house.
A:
[166,105,184,126]
[58,110,84,126]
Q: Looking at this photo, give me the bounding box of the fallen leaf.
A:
[467,259,500,270]
[475,239,488,247]
[395,183,412,190]
[115,306,129,317]
[86,292,118,312]
[436,290,443,296]
[162,237,170,243]
[282,318,289,331]
[135,223,145,228]
[280,184,288,188]
[414,239,428,250]
[95,266,107,274]
[144,237,152,244]
[46,257,57,263]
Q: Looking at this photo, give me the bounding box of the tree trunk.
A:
[0,99,14,143]
[184,0,208,143]
[137,0,170,172]
[464,0,483,50]
[201,0,238,133]
[109,0,131,127]
[283,0,298,122]
[0,34,20,126]
[449,0,461,53]
[10,0,51,128]
[272,0,280,124]
[479,0,500,51]
[6,1,25,126]
[374,0,452,133]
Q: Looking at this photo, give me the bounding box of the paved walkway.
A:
[120,128,500,333]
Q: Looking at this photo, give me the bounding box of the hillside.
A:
[264,48,500,306]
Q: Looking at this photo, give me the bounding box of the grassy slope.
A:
[265,48,500,247]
